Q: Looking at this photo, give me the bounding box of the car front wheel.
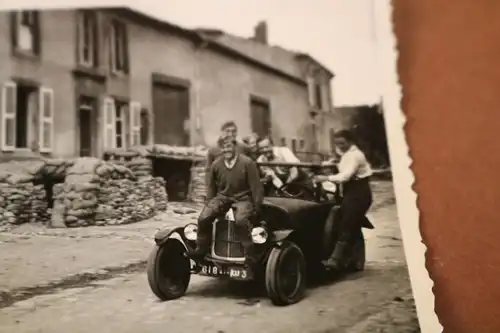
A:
[265,241,307,306]
[147,238,191,301]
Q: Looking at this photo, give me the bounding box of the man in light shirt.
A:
[256,137,311,194]
[242,132,260,161]
[314,129,373,270]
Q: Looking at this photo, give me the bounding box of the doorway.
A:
[250,96,271,138]
[78,96,96,157]
[152,83,190,146]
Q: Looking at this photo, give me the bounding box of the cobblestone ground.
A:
[0,181,421,332]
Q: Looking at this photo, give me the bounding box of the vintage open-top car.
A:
[147,161,375,306]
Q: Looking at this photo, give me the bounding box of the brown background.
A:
[393,1,500,332]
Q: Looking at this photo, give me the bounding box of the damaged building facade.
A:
[0,7,335,161]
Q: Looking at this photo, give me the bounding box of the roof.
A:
[195,28,335,80]
[295,52,334,78]
[195,29,304,79]
[104,7,333,86]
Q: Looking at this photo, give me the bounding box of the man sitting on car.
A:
[190,135,264,267]
[205,121,252,178]
[256,137,312,195]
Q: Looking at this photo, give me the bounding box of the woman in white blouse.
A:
[314,130,373,270]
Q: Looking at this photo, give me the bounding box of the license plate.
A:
[199,264,251,280]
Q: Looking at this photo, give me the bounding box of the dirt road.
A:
[0,181,421,332]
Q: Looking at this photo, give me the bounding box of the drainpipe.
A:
[188,34,210,202]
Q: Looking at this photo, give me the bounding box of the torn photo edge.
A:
[374,1,442,332]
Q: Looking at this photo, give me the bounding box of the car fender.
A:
[154,226,192,249]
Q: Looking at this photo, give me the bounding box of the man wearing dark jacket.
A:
[205,121,252,175]
[192,135,264,266]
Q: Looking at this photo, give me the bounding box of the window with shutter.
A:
[11,11,40,56]
[321,84,330,111]
[110,20,129,74]
[103,97,116,150]
[307,77,315,107]
[291,139,297,153]
[114,102,129,149]
[78,10,98,67]
[1,82,17,151]
[38,87,54,153]
[129,101,141,147]
[314,83,323,110]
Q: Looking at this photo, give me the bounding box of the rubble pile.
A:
[0,160,49,226]
[0,178,48,226]
[105,144,209,203]
[151,177,168,211]
[148,145,208,203]
[95,176,167,226]
[104,148,153,178]
[189,163,207,203]
[52,157,103,227]
[149,144,208,160]
[50,157,168,228]
[42,158,76,180]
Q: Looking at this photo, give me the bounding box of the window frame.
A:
[11,10,41,57]
[77,10,98,68]
[109,19,129,74]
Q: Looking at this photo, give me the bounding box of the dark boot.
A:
[322,241,349,270]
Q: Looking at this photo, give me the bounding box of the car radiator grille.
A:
[212,219,245,259]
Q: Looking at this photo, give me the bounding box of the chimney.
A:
[253,21,268,44]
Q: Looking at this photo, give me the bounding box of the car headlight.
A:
[251,226,268,244]
[183,223,198,241]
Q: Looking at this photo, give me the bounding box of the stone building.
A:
[0,7,335,161]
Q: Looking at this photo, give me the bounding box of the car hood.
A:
[261,197,334,230]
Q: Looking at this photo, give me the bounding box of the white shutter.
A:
[129,101,141,147]
[307,77,315,107]
[1,82,17,151]
[38,87,55,153]
[103,97,116,149]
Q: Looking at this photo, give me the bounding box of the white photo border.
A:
[374,1,442,332]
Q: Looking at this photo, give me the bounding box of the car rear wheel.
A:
[265,241,307,306]
[147,238,191,301]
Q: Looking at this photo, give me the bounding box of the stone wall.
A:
[189,162,207,203]
[50,157,168,228]
[95,177,167,226]
[0,181,48,227]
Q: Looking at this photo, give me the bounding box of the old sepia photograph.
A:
[0,0,428,332]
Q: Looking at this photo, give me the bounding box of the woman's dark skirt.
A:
[337,177,373,242]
